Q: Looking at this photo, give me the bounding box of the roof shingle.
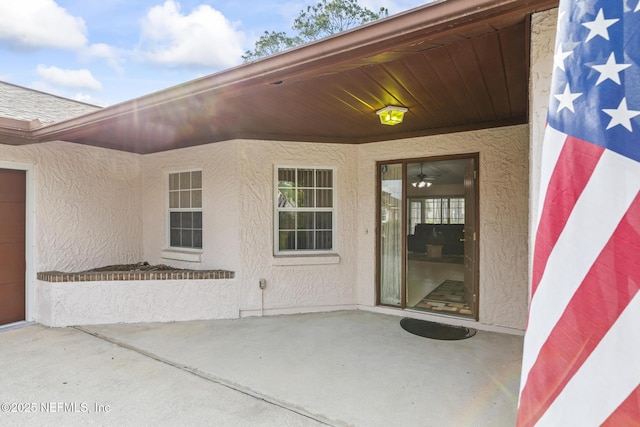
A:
[0,81,101,124]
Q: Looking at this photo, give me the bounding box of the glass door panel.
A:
[379,163,404,306]
[463,158,478,318]
[403,157,477,318]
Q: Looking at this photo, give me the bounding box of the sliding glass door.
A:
[377,155,479,319]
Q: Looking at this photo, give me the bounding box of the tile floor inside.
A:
[406,258,465,306]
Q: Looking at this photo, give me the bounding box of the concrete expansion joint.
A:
[72,326,340,427]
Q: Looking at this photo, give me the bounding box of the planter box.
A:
[35,277,239,327]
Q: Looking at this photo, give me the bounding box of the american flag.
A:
[517,1,640,426]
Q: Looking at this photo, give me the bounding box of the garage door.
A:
[0,169,26,325]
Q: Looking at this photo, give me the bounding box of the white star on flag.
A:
[554,84,582,113]
[592,53,631,85]
[603,97,640,131]
[582,8,619,42]
[554,46,573,71]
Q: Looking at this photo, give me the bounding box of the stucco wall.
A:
[357,125,530,329]
[141,140,359,316]
[36,279,238,327]
[141,140,241,273]
[2,131,530,329]
[142,127,529,328]
[529,8,557,274]
[0,141,142,272]
[236,140,359,315]
[0,126,532,329]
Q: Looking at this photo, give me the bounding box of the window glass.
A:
[191,171,202,189]
[275,167,335,253]
[414,197,465,225]
[169,171,203,249]
[179,172,191,189]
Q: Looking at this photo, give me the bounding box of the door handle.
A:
[459,238,465,242]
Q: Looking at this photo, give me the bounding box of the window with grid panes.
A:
[409,201,422,234]
[275,167,335,253]
[169,171,202,249]
[423,197,465,224]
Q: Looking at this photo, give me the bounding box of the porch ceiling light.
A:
[376,106,408,126]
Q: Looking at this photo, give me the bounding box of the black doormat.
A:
[400,318,476,340]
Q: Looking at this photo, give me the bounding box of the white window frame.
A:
[167,169,203,251]
[273,165,337,255]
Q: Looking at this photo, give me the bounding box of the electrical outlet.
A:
[259,278,266,290]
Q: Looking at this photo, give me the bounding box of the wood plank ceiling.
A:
[20,0,558,154]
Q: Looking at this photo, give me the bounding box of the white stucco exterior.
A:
[357,126,530,330]
[0,141,143,273]
[142,140,241,273]
[141,140,360,318]
[36,278,237,327]
[529,8,558,280]
[0,141,142,324]
[136,125,529,329]
[0,127,535,330]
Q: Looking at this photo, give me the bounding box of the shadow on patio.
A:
[0,311,523,426]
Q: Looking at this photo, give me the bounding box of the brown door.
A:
[0,169,26,325]
[463,159,478,318]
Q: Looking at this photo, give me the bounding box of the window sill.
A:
[161,249,202,263]
[272,254,340,266]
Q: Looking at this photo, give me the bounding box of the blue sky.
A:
[0,0,430,106]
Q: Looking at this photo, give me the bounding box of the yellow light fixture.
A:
[376,106,408,126]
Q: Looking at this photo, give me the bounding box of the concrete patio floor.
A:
[0,311,523,426]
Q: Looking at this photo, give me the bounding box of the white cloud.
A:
[139,0,245,69]
[36,65,102,91]
[82,43,124,73]
[73,93,108,107]
[0,0,87,51]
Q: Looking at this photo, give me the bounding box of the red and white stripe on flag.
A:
[517,126,640,426]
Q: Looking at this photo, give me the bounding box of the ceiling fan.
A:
[411,163,436,188]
